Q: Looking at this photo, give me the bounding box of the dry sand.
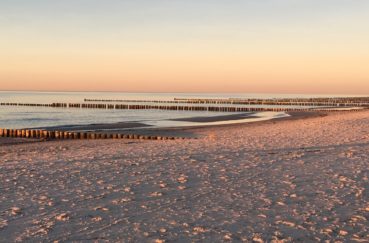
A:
[0,110,368,242]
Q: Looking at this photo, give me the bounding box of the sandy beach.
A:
[0,110,368,242]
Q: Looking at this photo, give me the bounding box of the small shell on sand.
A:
[11,207,22,216]
[276,220,296,228]
[91,216,102,222]
[252,234,264,243]
[177,175,188,183]
[124,187,131,192]
[159,183,167,188]
[55,213,69,221]
[94,207,109,212]
[193,227,206,233]
[223,233,232,240]
[0,219,8,229]
[150,192,163,197]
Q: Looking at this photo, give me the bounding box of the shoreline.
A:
[0,111,334,145]
[1,111,319,144]
[0,110,364,145]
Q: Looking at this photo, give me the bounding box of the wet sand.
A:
[24,112,269,139]
[37,112,257,129]
[169,112,257,123]
[24,112,313,139]
[0,110,368,242]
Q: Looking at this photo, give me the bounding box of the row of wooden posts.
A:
[0,102,366,112]
[174,97,369,104]
[84,98,369,107]
[0,103,67,108]
[0,128,183,141]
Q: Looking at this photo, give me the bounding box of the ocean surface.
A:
[0,91,363,130]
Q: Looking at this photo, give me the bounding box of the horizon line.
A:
[0,89,368,96]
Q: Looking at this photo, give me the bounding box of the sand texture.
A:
[0,111,368,242]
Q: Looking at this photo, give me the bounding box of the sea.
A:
[0,91,363,130]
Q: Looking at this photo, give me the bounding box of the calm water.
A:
[0,91,363,129]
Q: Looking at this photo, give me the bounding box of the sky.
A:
[0,0,369,94]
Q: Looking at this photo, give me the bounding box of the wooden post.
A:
[62,132,68,139]
[65,132,71,139]
[42,131,49,138]
[48,131,55,139]
[30,130,36,138]
[80,133,87,139]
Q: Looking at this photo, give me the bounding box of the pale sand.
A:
[0,110,368,242]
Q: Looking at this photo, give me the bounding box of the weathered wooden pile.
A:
[0,128,183,141]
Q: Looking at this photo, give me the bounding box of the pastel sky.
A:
[1,0,369,94]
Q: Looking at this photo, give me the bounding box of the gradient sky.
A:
[1,0,369,94]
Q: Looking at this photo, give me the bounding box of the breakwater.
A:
[84,97,369,107]
[0,128,184,140]
[0,102,366,112]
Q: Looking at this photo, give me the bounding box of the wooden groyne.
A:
[0,128,185,141]
[174,97,369,106]
[84,97,369,107]
[0,102,366,112]
[0,103,68,108]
